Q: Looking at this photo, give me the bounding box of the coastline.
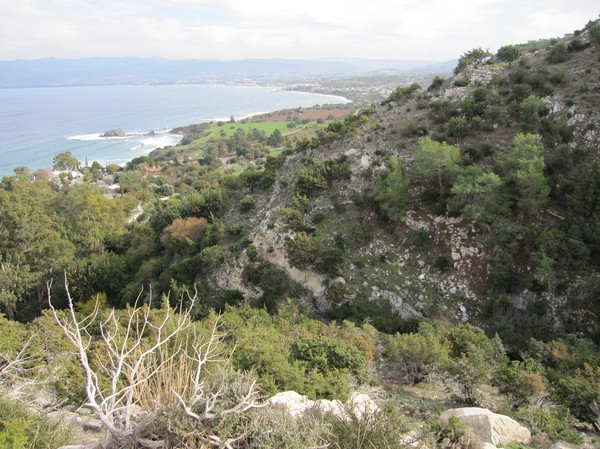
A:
[0,84,350,177]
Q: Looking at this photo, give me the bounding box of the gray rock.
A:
[47,410,77,424]
[441,407,531,446]
[57,445,98,449]
[76,417,104,432]
[549,443,572,449]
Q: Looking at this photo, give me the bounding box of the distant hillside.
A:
[0,57,450,88]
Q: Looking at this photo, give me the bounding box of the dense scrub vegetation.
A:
[1,18,600,448]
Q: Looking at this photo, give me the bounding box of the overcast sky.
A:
[0,0,598,61]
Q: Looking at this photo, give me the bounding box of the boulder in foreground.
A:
[441,407,531,446]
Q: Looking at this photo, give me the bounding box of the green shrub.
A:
[428,75,445,91]
[297,167,327,197]
[453,77,470,87]
[498,360,547,405]
[291,192,311,214]
[321,402,411,449]
[434,255,451,271]
[400,121,428,137]
[409,228,429,248]
[286,232,319,269]
[242,261,304,312]
[381,83,420,105]
[0,396,73,449]
[568,36,589,52]
[517,95,547,125]
[292,335,366,378]
[433,415,484,449]
[497,44,523,64]
[447,117,468,139]
[445,324,507,404]
[239,194,255,212]
[386,328,449,383]
[428,100,458,124]
[513,406,583,444]
[546,41,569,63]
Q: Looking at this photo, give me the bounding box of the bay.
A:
[0,84,347,177]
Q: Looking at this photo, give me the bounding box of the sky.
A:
[0,0,598,62]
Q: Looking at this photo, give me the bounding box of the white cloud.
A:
[0,0,597,60]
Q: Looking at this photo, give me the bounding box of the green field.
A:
[196,120,323,144]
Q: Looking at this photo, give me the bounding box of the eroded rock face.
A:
[441,407,531,446]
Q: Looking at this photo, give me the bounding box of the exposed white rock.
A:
[482,444,498,449]
[268,391,379,422]
[441,407,531,446]
[346,393,380,420]
[268,391,314,418]
[360,154,371,168]
[313,398,345,419]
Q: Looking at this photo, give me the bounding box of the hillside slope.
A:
[204,23,600,348]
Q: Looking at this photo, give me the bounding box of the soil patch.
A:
[246,107,354,123]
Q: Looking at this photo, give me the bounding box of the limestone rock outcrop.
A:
[441,407,531,447]
[267,390,379,421]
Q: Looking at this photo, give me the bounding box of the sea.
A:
[0,84,348,177]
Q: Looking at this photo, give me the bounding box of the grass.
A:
[198,121,309,144]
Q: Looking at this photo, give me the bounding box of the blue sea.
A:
[0,84,347,177]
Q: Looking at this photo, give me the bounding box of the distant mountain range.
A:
[0,57,456,88]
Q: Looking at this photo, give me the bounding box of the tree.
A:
[267,129,283,147]
[501,133,550,212]
[445,324,507,404]
[450,167,508,223]
[412,137,461,199]
[12,166,33,179]
[454,48,492,73]
[428,75,445,91]
[375,156,410,220]
[52,151,80,171]
[56,183,128,254]
[0,179,75,319]
[496,44,523,65]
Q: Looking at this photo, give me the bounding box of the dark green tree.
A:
[496,44,523,65]
[501,133,550,212]
[0,179,75,319]
[450,167,508,223]
[375,156,410,220]
[52,151,80,171]
[412,138,461,199]
[455,48,492,73]
[266,129,283,147]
